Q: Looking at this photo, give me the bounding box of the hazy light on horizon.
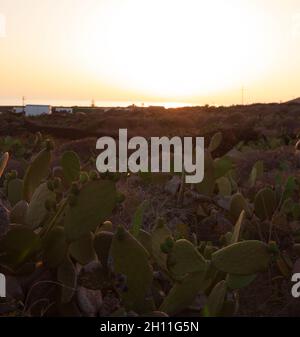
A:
[0,0,300,106]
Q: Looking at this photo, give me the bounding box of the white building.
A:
[55,107,73,113]
[25,105,52,116]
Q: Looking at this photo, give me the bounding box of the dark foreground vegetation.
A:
[1,102,300,316]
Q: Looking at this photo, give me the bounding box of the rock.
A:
[78,261,107,290]
[164,176,181,196]
[77,286,103,317]
[0,200,10,236]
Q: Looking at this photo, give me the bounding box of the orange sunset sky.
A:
[0,0,300,106]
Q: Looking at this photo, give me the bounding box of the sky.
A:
[0,0,300,106]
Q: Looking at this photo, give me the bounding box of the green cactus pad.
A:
[111,226,154,313]
[94,230,113,270]
[69,232,96,265]
[0,225,41,269]
[64,180,117,241]
[0,152,9,178]
[212,240,272,275]
[249,160,264,187]
[226,273,256,290]
[42,227,67,268]
[214,156,233,179]
[136,229,152,255]
[25,183,56,229]
[57,256,77,303]
[23,148,51,202]
[217,177,232,196]
[10,200,28,224]
[231,210,245,244]
[160,270,208,315]
[7,178,23,207]
[203,280,227,317]
[167,239,207,279]
[196,151,215,196]
[209,132,222,152]
[151,223,172,270]
[229,193,250,222]
[61,151,81,185]
[254,187,276,220]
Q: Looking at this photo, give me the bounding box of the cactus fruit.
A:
[111,226,154,313]
[61,151,81,185]
[167,239,207,279]
[211,240,272,275]
[57,256,77,303]
[0,152,9,178]
[42,227,67,268]
[0,225,41,269]
[69,232,96,265]
[25,183,56,229]
[7,178,23,207]
[209,132,222,153]
[254,187,276,220]
[10,200,28,225]
[203,280,227,317]
[64,180,117,241]
[23,148,51,202]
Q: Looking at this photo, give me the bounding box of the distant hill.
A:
[286,97,300,104]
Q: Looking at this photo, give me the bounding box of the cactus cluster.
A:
[0,131,294,317]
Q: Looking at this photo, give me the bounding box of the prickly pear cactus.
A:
[160,270,208,315]
[0,225,41,269]
[111,226,154,314]
[94,230,113,270]
[203,280,227,317]
[69,232,96,265]
[7,178,23,207]
[42,226,67,268]
[167,239,207,279]
[209,132,222,153]
[61,151,81,185]
[25,182,56,229]
[229,193,250,222]
[254,187,276,220]
[64,180,117,241]
[212,240,272,275]
[23,147,52,202]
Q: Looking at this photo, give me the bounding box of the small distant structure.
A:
[25,105,52,116]
[55,107,73,114]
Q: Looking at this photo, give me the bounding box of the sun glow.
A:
[81,0,274,100]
